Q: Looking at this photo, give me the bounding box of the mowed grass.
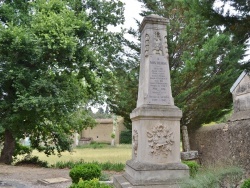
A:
[32,144,132,165]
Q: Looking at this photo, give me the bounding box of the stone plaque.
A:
[147,55,171,105]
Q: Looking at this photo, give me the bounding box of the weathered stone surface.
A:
[190,120,250,178]
[114,15,189,188]
[136,14,174,107]
[231,71,250,113]
[0,181,14,188]
[113,174,183,188]
[130,105,182,120]
[181,126,190,152]
[38,177,69,185]
[229,109,250,121]
[181,151,199,161]
[114,14,189,188]
[124,160,189,186]
[148,55,171,105]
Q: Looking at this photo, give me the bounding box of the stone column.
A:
[113,14,189,188]
[182,126,190,152]
[181,126,199,161]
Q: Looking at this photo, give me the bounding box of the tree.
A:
[193,0,250,70]
[104,38,139,129]
[193,0,250,44]
[0,0,124,164]
[107,0,246,132]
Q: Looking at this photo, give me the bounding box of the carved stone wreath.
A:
[147,124,174,157]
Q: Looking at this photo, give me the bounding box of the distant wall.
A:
[190,112,250,178]
[81,117,125,144]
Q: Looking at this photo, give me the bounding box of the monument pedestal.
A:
[113,160,188,188]
[113,105,189,188]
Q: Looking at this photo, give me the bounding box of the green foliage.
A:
[119,130,132,144]
[182,161,200,178]
[69,163,101,183]
[0,0,125,164]
[69,178,111,188]
[181,166,243,188]
[52,160,125,172]
[15,155,49,168]
[13,142,32,158]
[98,161,124,171]
[76,142,109,149]
[241,179,250,188]
[111,133,115,139]
[194,0,250,46]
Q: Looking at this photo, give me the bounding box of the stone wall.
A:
[190,112,250,178]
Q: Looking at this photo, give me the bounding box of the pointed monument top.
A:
[139,14,169,32]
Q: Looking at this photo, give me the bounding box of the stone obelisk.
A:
[113,14,189,188]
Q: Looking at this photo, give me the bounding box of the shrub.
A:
[241,179,250,188]
[98,161,125,171]
[12,142,32,162]
[69,163,101,183]
[70,178,111,188]
[15,155,48,168]
[52,160,125,172]
[182,161,200,178]
[180,166,243,188]
[119,130,132,144]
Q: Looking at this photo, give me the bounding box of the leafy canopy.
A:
[0,0,124,161]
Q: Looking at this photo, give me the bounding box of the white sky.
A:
[108,0,143,33]
[122,0,143,29]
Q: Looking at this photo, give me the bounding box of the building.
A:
[79,117,125,145]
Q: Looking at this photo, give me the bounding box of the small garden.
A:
[13,142,250,188]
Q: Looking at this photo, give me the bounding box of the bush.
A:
[14,142,32,156]
[98,161,125,171]
[182,161,200,178]
[15,155,48,168]
[70,178,111,188]
[181,166,243,188]
[241,179,250,188]
[52,160,125,172]
[69,163,101,183]
[119,130,132,144]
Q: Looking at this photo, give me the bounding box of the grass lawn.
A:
[32,144,132,165]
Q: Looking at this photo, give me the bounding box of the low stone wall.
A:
[190,112,250,178]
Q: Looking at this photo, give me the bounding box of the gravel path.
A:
[0,164,71,188]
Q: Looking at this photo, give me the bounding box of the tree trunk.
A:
[0,129,15,164]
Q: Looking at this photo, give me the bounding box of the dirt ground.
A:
[0,164,72,188]
[0,164,120,188]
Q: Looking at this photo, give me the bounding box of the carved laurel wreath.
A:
[147,124,174,157]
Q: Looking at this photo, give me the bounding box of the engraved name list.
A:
[148,55,171,105]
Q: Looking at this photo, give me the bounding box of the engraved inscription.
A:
[147,125,174,157]
[148,55,171,105]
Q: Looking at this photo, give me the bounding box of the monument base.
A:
[113,160,189,188]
